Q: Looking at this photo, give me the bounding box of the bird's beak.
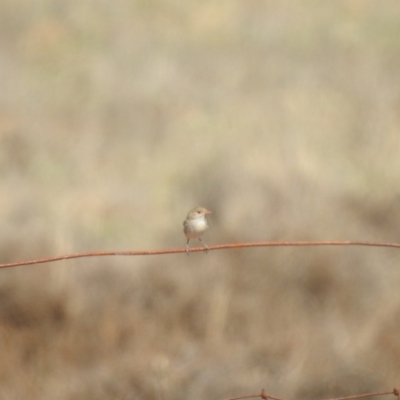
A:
[205,210,212,215]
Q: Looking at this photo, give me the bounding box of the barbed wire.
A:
[0,240,400,269]
[1,244,399,400]
[224,388,399,400]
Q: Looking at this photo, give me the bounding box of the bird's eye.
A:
[197,211,201,213]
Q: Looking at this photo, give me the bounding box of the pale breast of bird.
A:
[183,218,208,238]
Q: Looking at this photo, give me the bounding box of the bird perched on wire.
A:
[183,206,212,254]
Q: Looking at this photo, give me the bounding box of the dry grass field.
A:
[1,1,400,399]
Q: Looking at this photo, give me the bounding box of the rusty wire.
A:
[224,388,400,400]
[0,240,400,269]
[1,243,399,400]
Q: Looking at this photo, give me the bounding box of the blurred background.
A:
[1,1,400,399]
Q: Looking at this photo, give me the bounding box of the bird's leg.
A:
[186,239,190,256]
[199,238,209,254]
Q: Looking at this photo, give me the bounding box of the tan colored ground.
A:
[0,1,400,399]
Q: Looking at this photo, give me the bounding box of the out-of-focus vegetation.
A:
[1,1,400,399]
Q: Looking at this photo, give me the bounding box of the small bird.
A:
[183,206,212,254]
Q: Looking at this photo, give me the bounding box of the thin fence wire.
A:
[224,389,400,400]
[1,241,399,400]
[0,240,400,269]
